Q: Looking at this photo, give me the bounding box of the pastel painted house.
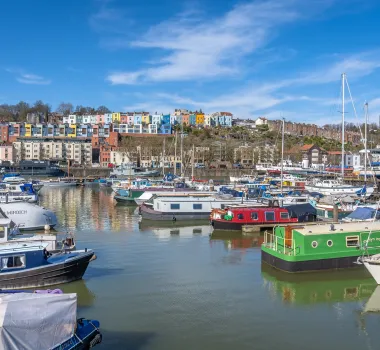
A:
[141,114,151,125]
[127,114,134,125]
[170,114,177,125]
[162,114,170,125]
[151,114,162,125]
[0,145,14,163]
[189,114,196,126]
[112,112,121,123]
[134,114,142,124]
[104,113,113,124]
[160,124,172,134]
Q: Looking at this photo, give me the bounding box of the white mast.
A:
[162,137,165,176]
[341,73,345,180]
[364,101,368,183]
[191,144,195,181]
[180,122,184,177]
[174,131,177,176]
[281,118,284,195]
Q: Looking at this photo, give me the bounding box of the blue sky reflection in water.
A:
[39,187,380,350]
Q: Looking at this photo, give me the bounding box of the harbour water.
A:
[40,186,380,350]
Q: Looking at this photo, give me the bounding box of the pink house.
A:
[127,115,134,125]
[0,145,14,163]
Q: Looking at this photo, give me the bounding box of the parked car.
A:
[209,165,216,169]
[233,163,243,169]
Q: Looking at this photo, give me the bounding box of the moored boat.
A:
[0,292,101,349]
[261,221,380,273]
[210,203,316,231]
[41,177,78,187]
[0,241,95,289]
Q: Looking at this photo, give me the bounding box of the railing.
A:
[264,229,297,256]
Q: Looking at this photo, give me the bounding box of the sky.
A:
[2,0,380,125]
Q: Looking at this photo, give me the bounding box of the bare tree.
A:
[56,102,74,116]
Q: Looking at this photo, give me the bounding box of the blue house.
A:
[162,114,170,125]
[189,114,196,126]
[160,124,172,134]
[134,114,142,124]
[152,114,162,125]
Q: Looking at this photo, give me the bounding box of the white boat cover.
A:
[0,293,77,349]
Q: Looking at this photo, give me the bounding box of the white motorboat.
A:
[305,179,373,196]
[0,202,57,230]
[41,178,78,187]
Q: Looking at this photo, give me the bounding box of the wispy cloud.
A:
[89,0,132,35]
[106,0,336,85]
[5,69,51,85]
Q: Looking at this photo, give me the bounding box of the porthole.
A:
[311,241,318,248]
[327,240,333,247]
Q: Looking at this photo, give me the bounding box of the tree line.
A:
[0,101,111,122]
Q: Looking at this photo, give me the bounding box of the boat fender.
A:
[172,216,176,222]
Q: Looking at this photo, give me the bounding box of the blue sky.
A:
[2,0,380,124]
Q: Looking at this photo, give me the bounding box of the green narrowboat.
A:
[261,222,380,273]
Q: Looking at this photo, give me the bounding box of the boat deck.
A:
[293,221,380,235]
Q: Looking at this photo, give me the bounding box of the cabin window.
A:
[251,212,258,220]
[327,240,333,247]
[346,236,359,247]
[170,204,180,210]
[193,204,202,210]
[311,241,318,248]
[265,211,275,221]
[280,212,289,220]
[1,255,26,269]
[237,213,244,220]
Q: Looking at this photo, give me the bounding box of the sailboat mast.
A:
[174,131,177,176]
[364,102,368,183]
[341,73,345,180]
[191,144,195,181]
[162,137,165,176]
[180,123,184,177]
[280,118,284,195]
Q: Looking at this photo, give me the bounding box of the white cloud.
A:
[5,69,51,85]
[107,0,332,84]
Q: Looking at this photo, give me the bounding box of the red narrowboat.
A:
[210,205,298,231]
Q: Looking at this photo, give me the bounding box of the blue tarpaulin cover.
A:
[345,207,380,220]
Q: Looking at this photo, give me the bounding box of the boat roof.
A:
[0,241,48,253]
[293,221,380,235]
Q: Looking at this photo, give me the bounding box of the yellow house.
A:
[196,112,205,125]
[112,112,121,123]
[68,124,77,138]
[141,114,151,124]
[25,123,32,137]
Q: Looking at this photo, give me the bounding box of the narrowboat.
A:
[261,221,380,273]
[210,203,316,231]
[139,195,263,221]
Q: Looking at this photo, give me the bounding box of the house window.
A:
[280,212,289,219]
[170,204,180,210]
[2,255,26,269]
[193,204,202,210]
[265,211,275,221]
[251,212,258,220]
[346,236,359,247]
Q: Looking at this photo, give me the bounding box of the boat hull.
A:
[261,249,361,273]
[140,205,210,221]
[0,251,94,290]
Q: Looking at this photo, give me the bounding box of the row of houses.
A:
[62,110,233,128]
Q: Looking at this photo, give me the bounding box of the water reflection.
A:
[56,279,96,308]
[141,225,213,240]
[39,187,139,231]
[261,263,376,305]
[210,231,264,251]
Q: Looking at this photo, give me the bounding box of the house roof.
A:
[300,144,314,151]
[327,151,342,155]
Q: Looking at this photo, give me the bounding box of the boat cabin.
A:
[262,222,380,272]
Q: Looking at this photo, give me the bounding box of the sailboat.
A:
[305,73,374,197]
